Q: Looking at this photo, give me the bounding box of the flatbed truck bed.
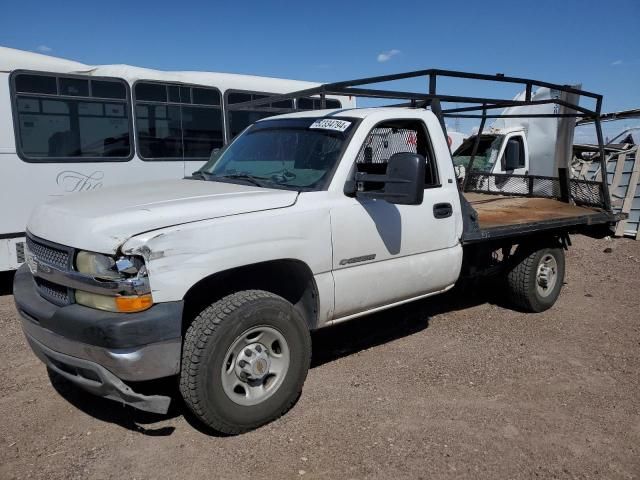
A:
[461,193,619,244]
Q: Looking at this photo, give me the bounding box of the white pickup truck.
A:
[14,72,618,434]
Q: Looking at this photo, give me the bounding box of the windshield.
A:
[452,134,503,173]
[198,118,357,191]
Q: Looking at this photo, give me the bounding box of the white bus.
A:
[0,46,354,272]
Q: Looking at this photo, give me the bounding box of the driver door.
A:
[330,119,459,319]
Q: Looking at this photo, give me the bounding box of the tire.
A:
[179,290,311,434]
[506,246,565,313]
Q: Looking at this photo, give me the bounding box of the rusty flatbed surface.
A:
[464,193,602,229]
[461,193,615,243]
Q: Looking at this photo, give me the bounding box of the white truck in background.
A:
[452,86,579,191]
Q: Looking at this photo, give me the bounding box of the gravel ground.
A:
[0,235,638,480]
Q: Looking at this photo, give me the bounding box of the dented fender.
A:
[121,197,334,305]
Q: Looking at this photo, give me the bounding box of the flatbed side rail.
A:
[465,173,607,209]
[461,211,621,244]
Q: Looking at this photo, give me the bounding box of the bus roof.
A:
[0,45,327,94]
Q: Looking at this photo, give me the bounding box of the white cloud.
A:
[611,59,623,66]
[377,49,401,63]
[36,45,52,53]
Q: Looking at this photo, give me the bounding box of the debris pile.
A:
[572,130,639,239]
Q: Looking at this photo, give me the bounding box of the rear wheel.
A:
[506,246,565,312]
[180,290,311,434]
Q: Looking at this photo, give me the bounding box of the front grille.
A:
[26,236,70,270]
[35,277,70,306]
[26,234,75,306]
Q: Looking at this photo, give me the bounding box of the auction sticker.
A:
[309,119,351,132]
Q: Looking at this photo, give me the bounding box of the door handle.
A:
[433,202,453,219]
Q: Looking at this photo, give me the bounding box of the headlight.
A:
[76,251,147,279]
[76,251,119,279]
[75,251,152,313]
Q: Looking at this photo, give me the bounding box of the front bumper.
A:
[14,265,184,414]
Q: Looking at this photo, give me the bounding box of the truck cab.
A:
[452,127,529,179]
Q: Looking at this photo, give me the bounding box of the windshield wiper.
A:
[190,170,214,181]
[218,173,272,188]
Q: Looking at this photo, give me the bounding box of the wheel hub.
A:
[235,343,271,381]
[536,254,558,297]
[221,325,290,406]
[537,265,551,288]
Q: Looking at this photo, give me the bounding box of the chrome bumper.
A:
[14,264,183,414]
[20,312,181,381]
[24,331,173,414]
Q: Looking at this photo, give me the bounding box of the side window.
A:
[296,97,342,110]
[355,120,439,187]
[225,91,295,140]
[511,136,526,168]
[12,72,132,162]
[134,82,223,160]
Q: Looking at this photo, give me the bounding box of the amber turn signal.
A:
[115,294,154,313]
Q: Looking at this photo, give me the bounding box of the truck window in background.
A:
[452,135,503,173]
[225,91,296,140]
[11,72,132,162]
[506,136,526,169]
[225,92,343,141]
[355,120,440,188]
[296,97,342,110]
[134,81,223,160]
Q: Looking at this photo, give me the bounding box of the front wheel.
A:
[179,290,311,434]
[506,246,565,312]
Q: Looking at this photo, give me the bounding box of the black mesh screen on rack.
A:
[355,127,419,165]
[465,173,560,198]
[570,179,605,207]
[464,172,607,209]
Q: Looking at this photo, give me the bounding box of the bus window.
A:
[296,97,342,110]
[134,81,223,160]
[12,72,132,162]
[225,91,295,140]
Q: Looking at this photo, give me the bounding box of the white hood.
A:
[28,179,298,254]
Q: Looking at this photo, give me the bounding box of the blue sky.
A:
[2,0,639,140]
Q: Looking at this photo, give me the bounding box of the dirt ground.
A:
[0,235,639,480]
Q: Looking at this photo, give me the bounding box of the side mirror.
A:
[503,138,522,171]
[349,152,426,205]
